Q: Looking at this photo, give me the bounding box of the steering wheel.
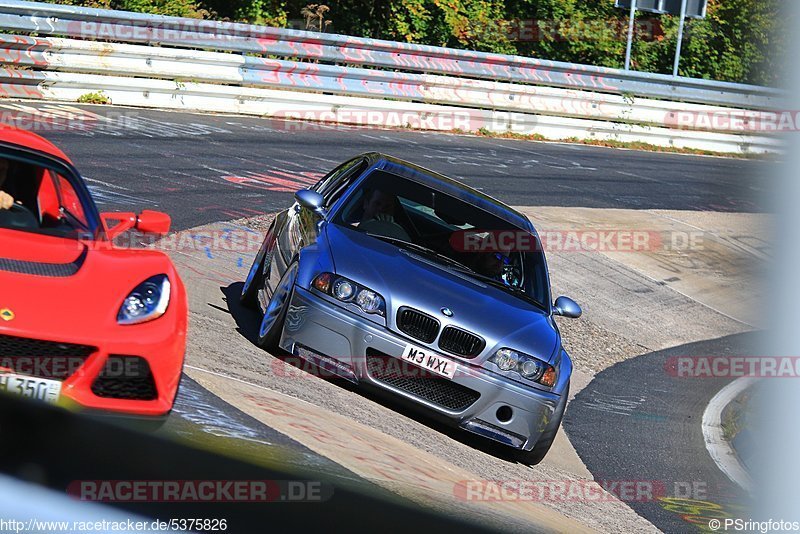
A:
[10,202,36,218]
[0,203,39,230]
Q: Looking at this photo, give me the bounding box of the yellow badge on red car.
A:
[0,308,14,321]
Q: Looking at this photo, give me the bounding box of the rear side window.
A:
[315,158,364,200]
[324,160,368,208]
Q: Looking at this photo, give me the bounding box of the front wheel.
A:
[257,260,298,352]
[516,381,570,466]
[241,247,266,309]
[241,222,276,309]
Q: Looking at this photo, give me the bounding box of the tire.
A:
[241,222,276,309]
[241,247,268,309]
[256,260,298,352]
[517,381,570,466]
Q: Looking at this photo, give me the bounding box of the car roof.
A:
[366,153,534,232]
[0,126,72,163]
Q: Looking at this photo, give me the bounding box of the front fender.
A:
[295,222,336,290]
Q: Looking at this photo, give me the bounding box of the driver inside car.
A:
[361,189,396,223]
[358,188,411,241]
[0,158,43,231]
[473,251,511,284]
[0,158,14,210]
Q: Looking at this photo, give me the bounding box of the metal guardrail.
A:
[0,34,763,133]
[0,67,781,155]
[0,0,784,154]
[0,0,783,110]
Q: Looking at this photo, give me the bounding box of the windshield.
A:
[332,169,550,308]
[0,153,96,240]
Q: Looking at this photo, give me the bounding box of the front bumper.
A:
[0,314,185,417]
[280,286,562,451]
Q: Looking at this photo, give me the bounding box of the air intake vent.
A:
[91,356,157,400]
[366,350,479,412]
[0,334,93,380]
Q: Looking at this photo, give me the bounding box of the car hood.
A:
[0,229,178,343]
[323,224,559,364]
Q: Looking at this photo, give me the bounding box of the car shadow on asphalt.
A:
[220,283,262,346]
[221,282,527,468]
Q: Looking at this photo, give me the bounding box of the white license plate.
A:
[401,344,458,379]
[0,373,61,404]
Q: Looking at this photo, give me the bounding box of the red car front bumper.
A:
[0,293,186,416]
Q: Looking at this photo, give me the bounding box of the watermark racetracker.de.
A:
[269,109,488,133]
[666,356,800,378]
[665,110,800,132]
[453,479,710,502]
[449,229,705,253]
[501,18,664,42]
[67,479,331,503]
[76,228,708,258]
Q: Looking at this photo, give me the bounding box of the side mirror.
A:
[136,210,171,234]
[101,210,171,240]
[553,296,582,319]
[295,189,326,217]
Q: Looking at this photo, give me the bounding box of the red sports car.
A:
[0,126,186,417]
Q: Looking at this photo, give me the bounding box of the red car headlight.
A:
[117,274,171,325]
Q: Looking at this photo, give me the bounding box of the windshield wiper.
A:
[448,266,515,290]
[366,234,474,271]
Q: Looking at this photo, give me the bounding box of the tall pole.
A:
[624,0,637,70]
[672,0,688,76]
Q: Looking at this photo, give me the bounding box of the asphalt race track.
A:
[565,332,759,532]
[3,102,768,232]
[1,101,766,532]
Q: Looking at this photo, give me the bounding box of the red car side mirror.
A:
[136,210,171,235]
[101,210,171,240]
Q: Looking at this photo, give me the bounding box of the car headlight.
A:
[355,289,383,313]
[333,279,355,301]
[493,348,519,371]
[313,273,386,316]
[117,275,171,325]
[490,348,557,387]
[519,358,544,381]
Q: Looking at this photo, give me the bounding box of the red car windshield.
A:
[0,154,95,239]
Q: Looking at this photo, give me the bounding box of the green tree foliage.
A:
[381,0,516,53]
[46,0,783,85]
[669,0,782,85]
[202,0,288,26]
[52,0,210,18]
